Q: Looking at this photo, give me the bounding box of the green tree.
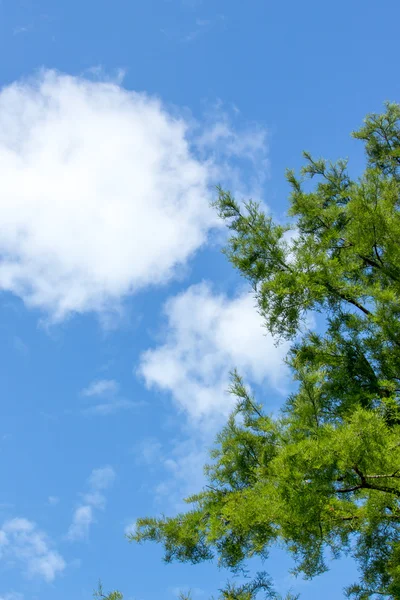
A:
[131,103,400,599]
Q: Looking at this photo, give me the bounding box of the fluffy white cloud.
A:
[0,71,267,321]
[0,518,65,582]
[0,593,24,600]
[67,466,115,541]
[138,282,289,424]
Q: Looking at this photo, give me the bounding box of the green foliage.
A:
[93,581,124,600]
[212,572,299,600]
[131,104,400,598]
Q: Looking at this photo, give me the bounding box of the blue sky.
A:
[0,1,399,599]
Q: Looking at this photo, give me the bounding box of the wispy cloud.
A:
[47,496,60,507]
[161,14,226,44]
[128,434,210,514]
[67,467,115,542]
[80,379,140,416]
[84,398,137,416]
[0,518,65,582]
[180,0,205,9]
[153,437,210,511]
[81,379,119,398]
[13,25,32,35]
[183,14,225,42]
[12,337,29,357]
[87,466,115,491]
[133,438,163,466]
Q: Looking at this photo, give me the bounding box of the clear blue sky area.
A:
[0,1,399,599]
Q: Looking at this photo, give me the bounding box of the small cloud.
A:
[0,593,24,600]
[133,438,163,466]
[81,379,141,416]
[196,18,211,26]
[83,398,140,416]
[67,506,93,542]
[181,0,203,7]
[81,379,119,397]
[82,65,126,85]
[13,337,29,357]
[67,467,115,542]
[138,282,289,425]
[88,466,116,490]
[47,496,59,506]
[0,518,65,582]
[153,437,210,510]
[183,14,225,42]
[13,25,32,35]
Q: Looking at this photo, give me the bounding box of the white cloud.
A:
[195,101,269,202]
[84,398,137,416]
[80,378,139,415]
[135,284,290,512]
[138,282,289,424]
[67,466,115,541]
[133,438,163,465]
[197,118,267,164]
[0,518,65,582]
[154,437,210,512]
[81,379,119,397]
[183,14,226,43]
[47,496,60,506]
[12,336,29,357]
[67,506,93,542]
[0,71,267,322]
[88,466,116,490]
[129,435,207,512]
[0,593,24,600]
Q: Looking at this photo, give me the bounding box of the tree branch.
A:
[336,467,400,498]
